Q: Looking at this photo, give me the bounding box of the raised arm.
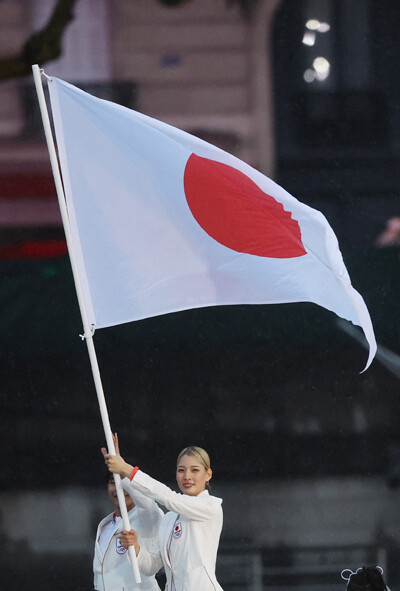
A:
[125,470,222,520]
[121,479,163,536]
[103,444,222,521]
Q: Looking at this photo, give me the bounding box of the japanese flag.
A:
[48,77,376,369]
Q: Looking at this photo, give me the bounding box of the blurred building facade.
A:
[0,0,278,230]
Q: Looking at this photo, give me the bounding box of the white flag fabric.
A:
[48,77,376,369]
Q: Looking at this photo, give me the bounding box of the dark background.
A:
[1,245,400,488]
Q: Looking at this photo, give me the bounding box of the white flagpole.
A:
[31,64,141,584]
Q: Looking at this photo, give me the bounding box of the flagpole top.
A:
[31,64,53,81]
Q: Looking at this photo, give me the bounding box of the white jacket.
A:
[93,485,163,591]
[123,470,223,591]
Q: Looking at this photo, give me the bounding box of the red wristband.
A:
[130,466,139,481]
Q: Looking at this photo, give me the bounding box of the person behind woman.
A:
[341,566,390,591]
[102,436,224,591]
[93,469,163,591]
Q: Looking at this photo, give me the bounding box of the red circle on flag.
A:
[183,154,306,258]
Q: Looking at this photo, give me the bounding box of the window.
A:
[273,0,389,152]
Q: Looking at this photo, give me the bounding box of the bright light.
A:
[313,56,330,74]
[303,69,316,83]
[317,22,330,33]
[305,19,330,33]
[304,57,330,84]
[302,31,316,46]
[306,19,320,30]
[315,69,329,81]
[312,57,330,81]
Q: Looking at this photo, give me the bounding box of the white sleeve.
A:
[136,537,164,577]
[122,477,163,537]
[127,470,222,522]
[122,477,156,510]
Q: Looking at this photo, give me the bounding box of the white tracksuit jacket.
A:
[93,485,164,591]
[122,470,224,591]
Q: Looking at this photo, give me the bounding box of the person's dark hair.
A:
[106,470,115,484]
[345,567,388,591]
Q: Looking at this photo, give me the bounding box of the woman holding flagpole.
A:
[103,435,224,591]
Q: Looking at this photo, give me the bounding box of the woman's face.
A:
[176,453,212,496]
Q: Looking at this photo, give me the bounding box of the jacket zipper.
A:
[168,514,180,591]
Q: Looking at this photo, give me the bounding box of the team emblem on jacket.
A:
[116,537,128,554]
[173,521,182,539]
